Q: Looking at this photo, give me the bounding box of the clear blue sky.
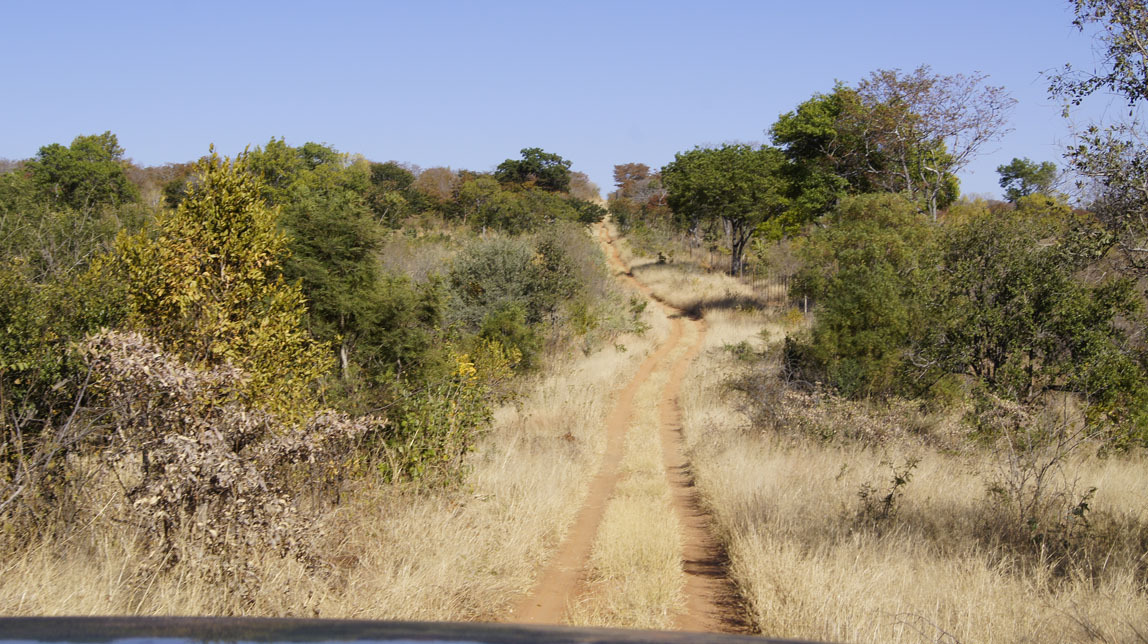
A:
[0,1,1113,199]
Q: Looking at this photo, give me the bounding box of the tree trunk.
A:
[729,219,752,277]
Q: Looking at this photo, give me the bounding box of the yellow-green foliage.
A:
[111,150,332,420]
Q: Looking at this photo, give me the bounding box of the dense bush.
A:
[377,342,516,483]
[85,330,381,586]
[113,151,333,421]
[925,209,1146,431]
[785,193,1148,444]
[2,133,628,548]
[788,194,937,398]
[447,235,582,367]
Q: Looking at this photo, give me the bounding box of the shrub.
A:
[922,209,1148,441]
[447,235,582,359]
[82,331,382,587]
[113,150,332,421]
[375,344,513,483]
[788,194,936,398]
[854,457,918,529]
[480,302,542,368]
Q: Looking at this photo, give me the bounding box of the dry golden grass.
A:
[690,430,1148,643]
[606,226,1148,642]
[567,333,687,629]
[614,232,761,316]
[636,246,1148,642]
[0,298,667,620]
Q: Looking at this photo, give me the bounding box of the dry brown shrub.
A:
[82,330,383,598]
[0,371,101,540]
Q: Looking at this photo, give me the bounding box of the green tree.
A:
[495,147,573,192]
[359,274,446,382]
[159,162,197,209]
[569,197,607,224]
[278,182,383,380]
[246,137,310,199]
[247,138,364,205]
[1050,0,1148,109]
[246,139,450,388]
[370,161,416,192]
[298,141,343,169]
[774,70,1011,220]
[997,157,1058,201]
[790,194,938,397]
[790,190,1148,435]
[606,194,636,232]
[454,175,507,228]
[113,150,331,420]
[922,208,1146,434]
[770,84,864,220]
[661,144,789,275]
[25,132,139,213]
[366,161,416,226]
[0,136,140,470]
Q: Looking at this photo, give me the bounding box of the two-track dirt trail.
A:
[509,224,747,632]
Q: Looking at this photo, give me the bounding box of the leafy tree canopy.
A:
[1050,0,1148,276]
[1051,0,1148,108]
[997,157,1058,201]
[495,147,573,192]
[246,138,364,204]
[113,149,332,420]
[787,191,1148,440]
[25,131,139,213]
[772,68,1011,220]
[370,161,416,192]
[662,144,789,275]
[789,194,937,397]
[923,208,1146,436]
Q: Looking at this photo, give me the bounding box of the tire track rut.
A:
[511,224,746,632]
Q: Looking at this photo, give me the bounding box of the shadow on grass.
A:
[680,294,770,319]
[626,260,776,320]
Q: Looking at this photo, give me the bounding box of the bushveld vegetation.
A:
[3,1,1148,638]
[612,182,1148,640]
[0,136,645,612]
[602,2,1148,640]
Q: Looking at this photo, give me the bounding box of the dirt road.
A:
[510,225,747,632]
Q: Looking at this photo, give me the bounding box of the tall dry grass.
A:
[685,415,1148,642]
[0,259,667,620]
[613,228,1148,642]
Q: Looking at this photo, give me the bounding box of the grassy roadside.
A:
[307,318,667,621]
[614,226,1148,643]
[0,227,665,620]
